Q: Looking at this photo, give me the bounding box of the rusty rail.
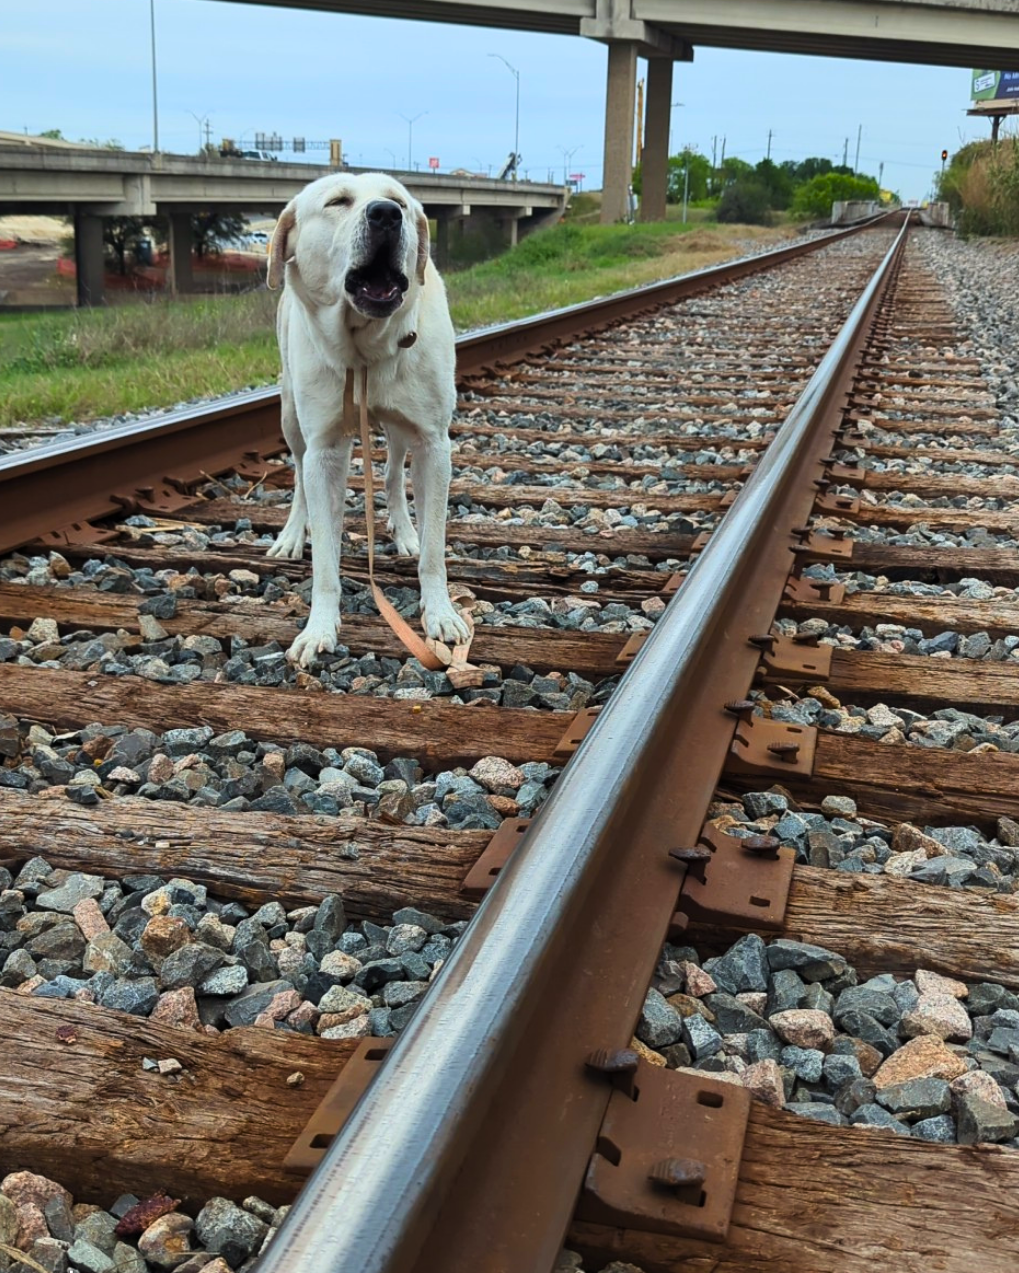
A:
[253,223,910,1272]
[0,215,892,557]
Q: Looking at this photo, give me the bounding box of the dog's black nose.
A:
[366,200,403,233]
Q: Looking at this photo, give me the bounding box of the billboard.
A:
[972,70,1019,102]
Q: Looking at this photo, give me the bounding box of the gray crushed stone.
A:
[639,931,1019,1145]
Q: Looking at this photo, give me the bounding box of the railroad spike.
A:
[740,835,781,858]
[766,741,800,758]
[648,1158,707,1190]
[669,846,713,864]
[586,1049,639,1076]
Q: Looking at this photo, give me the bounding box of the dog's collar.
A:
[398,331,417,349]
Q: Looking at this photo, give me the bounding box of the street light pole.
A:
[489,53,520,180]
[668,100,684,159]
[558,144,581,186]
[149,0,160,153]
[398,111,427,172]
[188,111,210,156]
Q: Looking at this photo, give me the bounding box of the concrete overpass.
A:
[0,140,566,305]
[217,0,1019,221]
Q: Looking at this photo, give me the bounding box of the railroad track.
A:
[4,214,1019,1273]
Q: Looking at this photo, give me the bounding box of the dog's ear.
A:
[267,203,297,291]
[415,208,431,285]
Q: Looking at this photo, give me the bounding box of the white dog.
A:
[266,171,470,667]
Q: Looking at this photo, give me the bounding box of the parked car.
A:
[236,150,278,162]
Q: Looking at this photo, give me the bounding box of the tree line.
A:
[633,151,884,223]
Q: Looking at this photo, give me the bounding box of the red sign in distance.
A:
[428,156,440,170]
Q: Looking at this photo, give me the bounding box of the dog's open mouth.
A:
[345,249,408,316]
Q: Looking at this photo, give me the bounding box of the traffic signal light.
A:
[941,149,949,162]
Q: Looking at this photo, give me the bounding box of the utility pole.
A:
[711,135,718,195]
[203,119,213,153]
[878,161,884,188]
[766,129,772,160]
[854,124,862,173]
[149,0,160,153]
[842,137,849,167]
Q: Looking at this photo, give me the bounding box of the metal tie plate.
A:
[576,1059,750,1241]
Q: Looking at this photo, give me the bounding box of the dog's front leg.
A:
[384,432,420,558]
[411,433,471,644]
[287,436,352,667]
[268,383,309,560]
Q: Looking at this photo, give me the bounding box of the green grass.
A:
[0,215,792,426]
[445,215,786,329]
[0,291,279,425]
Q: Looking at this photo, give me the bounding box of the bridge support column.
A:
[435,214,451,269]
[600,41,638,224]
[168,213,195,295]
[581,4,692,225]
[640,57,673,222]
[432,205,469,269]
[73,209,105,307]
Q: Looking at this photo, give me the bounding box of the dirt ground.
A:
[0,215,75,305]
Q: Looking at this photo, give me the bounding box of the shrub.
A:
[944,139,1019,237]
[789,173,880,220]
[716,181,773,226]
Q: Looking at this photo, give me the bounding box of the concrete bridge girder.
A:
[212,0,1019,226]
[0,147,567,306]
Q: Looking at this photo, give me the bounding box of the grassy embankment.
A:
[0,209,794,427]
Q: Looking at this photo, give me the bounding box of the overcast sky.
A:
[1,0,1004,200]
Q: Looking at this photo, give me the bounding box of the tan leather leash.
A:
[344,363,478,679]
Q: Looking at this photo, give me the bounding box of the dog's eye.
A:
[326,195,352,208]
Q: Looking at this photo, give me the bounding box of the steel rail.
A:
[0,215,893,557]
[255,223,909,1272]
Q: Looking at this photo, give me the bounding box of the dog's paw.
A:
[421,600,472,645]
[389,522,420,558]
[268,526,307,560]
[286,620,339,668]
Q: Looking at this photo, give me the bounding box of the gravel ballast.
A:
[638,931,1019,1146]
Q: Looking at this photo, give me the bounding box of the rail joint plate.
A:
[576,1060,750,1240]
